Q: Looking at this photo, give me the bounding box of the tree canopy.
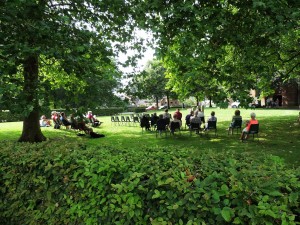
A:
[0,0,144,142]
[125,60,171,108]
[1,0,299,142]
[137,0,300,104]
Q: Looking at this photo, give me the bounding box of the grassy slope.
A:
[0,108,299,167]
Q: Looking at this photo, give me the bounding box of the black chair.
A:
[247,124,259,141]
[185,115,191,130]
[140,116,150,133]
[132,116,139,126]
[125,116,131,126]
[170,121,181,136]
[121,116,126,125]
[205,120,217,136]
[228,119,242,135]
[156,119,168,137]
[111,116,115,126]
[189,122,201,136]
[89,118,101,128]
[114,116,120,126]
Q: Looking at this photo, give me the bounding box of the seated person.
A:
[190,111,201,125]
[205,111,217,130]
[86,111,101,127]
[240,112,258,141]
[40,115,51,127]
[229,109,242,128]
[156,114,167,134]
[140,115,150,131]
[163,109,171,125]
[60,112,72,129]
[169,115,182,134]
[185,110,194,128]
[77,118,94,134]
[190,111,201,133]
[173,108,182,121]
[150,113,159,128]
[51,111,61,129]
[70,114,79,129]
[197,108,205,124]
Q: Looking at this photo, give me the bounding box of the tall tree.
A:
[125,60,170,108]
[0,0,142,142]
[138,0,300,101]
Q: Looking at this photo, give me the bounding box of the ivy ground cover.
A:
[0,108,299,224]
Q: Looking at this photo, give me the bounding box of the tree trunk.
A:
[155,96,159,109]
[18,55,46,142]
[196,96,199,107]
[166,93,170,109]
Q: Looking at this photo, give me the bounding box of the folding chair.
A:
[156,120,168,137]
[90,118,102,127]
[125,116,131,126]
[170,121,181,136]
[246,124,259,141]
[114,116,121,126]
[228,119,242,135]
[189,122,201,136]
[120,116,126,126]
[205,120,217,136]
[140,116,150,133]
[111,116,115,126]
[132,116,139,126]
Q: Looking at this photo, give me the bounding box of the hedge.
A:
[0,107,125,122]
[0,140,299,224]
[0,111,23,122]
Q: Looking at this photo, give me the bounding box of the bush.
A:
[0,110,23,122]
[92,107,124,116]
[0,140,299,224]
[127,107,146,113]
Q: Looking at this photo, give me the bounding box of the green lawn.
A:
[0,108,299,167]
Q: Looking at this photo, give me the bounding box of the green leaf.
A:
[268,191,283,197]
[152,189,161,199]
[221,207,233,222]
[165,177,174,184]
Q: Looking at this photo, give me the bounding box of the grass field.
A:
[0,108,299,168]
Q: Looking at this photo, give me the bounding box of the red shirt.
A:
[246,119,258,131]
[173,111,182,120]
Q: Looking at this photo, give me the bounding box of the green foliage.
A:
[140,0,300,102]
[0,111,23,122]
[1,140,299,224]
[125,60,170,107]
[0,0,145,141]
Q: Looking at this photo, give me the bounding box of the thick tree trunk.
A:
[18,55,46,142]
[155,96,159,109]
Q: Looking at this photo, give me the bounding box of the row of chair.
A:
[155,120,259,140]
[111,115,140,126]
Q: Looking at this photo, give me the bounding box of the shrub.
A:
[0,140,299,224]
[0,110,23,122]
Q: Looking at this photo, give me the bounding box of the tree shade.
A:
[0,0,143,142]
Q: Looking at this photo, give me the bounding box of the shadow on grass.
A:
[0,114,299,168]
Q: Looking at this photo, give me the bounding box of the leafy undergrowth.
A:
[1,139,299,224]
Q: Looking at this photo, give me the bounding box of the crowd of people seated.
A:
[43,108,259,140]
[41,110,104,138]
[139,107,259,140]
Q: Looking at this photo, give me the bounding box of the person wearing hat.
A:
[240,112,258,141]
